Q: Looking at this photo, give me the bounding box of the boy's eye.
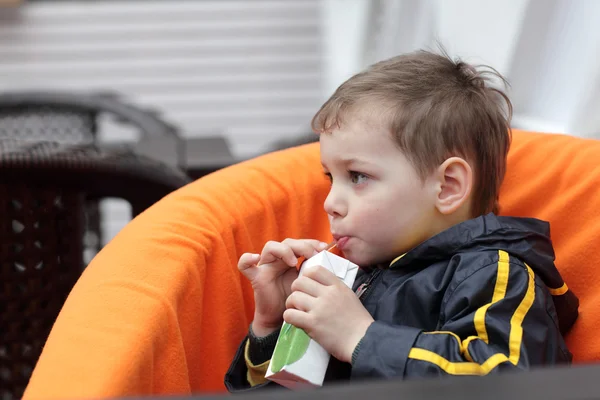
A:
[324,172,333,183]
[349,171,368,184]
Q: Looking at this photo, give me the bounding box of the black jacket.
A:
[225,214,579,391]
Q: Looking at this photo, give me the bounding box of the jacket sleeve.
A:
[351,250,572,379]
[224,326,279,392]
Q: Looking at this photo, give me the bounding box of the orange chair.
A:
[23,130,600,399]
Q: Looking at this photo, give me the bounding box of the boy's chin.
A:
[341,247,393,268]
[340,249,374,268]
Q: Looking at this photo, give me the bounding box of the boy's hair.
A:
[311,49,512,216]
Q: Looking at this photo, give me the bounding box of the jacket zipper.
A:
[355,269,383,301]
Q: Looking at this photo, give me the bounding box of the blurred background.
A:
[1,0,599,243]
[1,1,599,397]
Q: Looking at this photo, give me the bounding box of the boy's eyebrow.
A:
[321,156,378,169]
[340,156,376,167]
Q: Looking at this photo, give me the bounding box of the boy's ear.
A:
[434,157,473,215]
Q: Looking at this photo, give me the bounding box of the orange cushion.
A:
[24,142,332,399]
[499,129,600,363]
[24,129,600,399]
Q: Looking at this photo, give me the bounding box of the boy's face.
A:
[320,115,439,267]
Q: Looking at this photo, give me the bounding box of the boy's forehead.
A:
[320,119,400,164]
[341,109,389,132]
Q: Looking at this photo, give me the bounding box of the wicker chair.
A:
[0,92,191,400]
[0,91,182,147]
[0,90,185,256]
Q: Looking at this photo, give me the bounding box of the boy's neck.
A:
[430,204,474,239]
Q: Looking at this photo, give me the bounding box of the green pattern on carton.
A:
[270,322,311,372]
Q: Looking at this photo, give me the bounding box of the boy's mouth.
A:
[332,235,351,250]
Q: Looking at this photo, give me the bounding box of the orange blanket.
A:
[24,130,600,399]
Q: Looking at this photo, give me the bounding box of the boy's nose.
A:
[323,186,347,218]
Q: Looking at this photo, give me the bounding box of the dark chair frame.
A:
[0,91,192,400]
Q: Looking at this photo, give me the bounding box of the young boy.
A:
[225,50,579,390]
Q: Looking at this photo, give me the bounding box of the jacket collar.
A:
[389,213,553,270]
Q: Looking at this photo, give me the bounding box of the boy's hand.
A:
[238,239,329,337]
[283,265,374,363]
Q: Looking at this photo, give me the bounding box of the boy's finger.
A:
[285,291,316,312]
[302,265,339,286]
[260,241,298,266]
[291,275,322,297]
[283,308,311,332]
[237,253,260,281]
[260,239,330,267]
[238,252,260,271]
[304,239,331,252]
[283,239,330,260]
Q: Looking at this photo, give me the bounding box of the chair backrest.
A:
[0,185,84,400]
[0,90,187,256]
[23,129,600,399]
[0,91,180,144]
[498,130,600,361]
[0,104,96,144]
[0,139,191,400]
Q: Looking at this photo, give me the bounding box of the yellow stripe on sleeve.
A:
[474,250,510,343]
[548,282,568,296]
[244,339,270,387]
[508,264,536,365]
